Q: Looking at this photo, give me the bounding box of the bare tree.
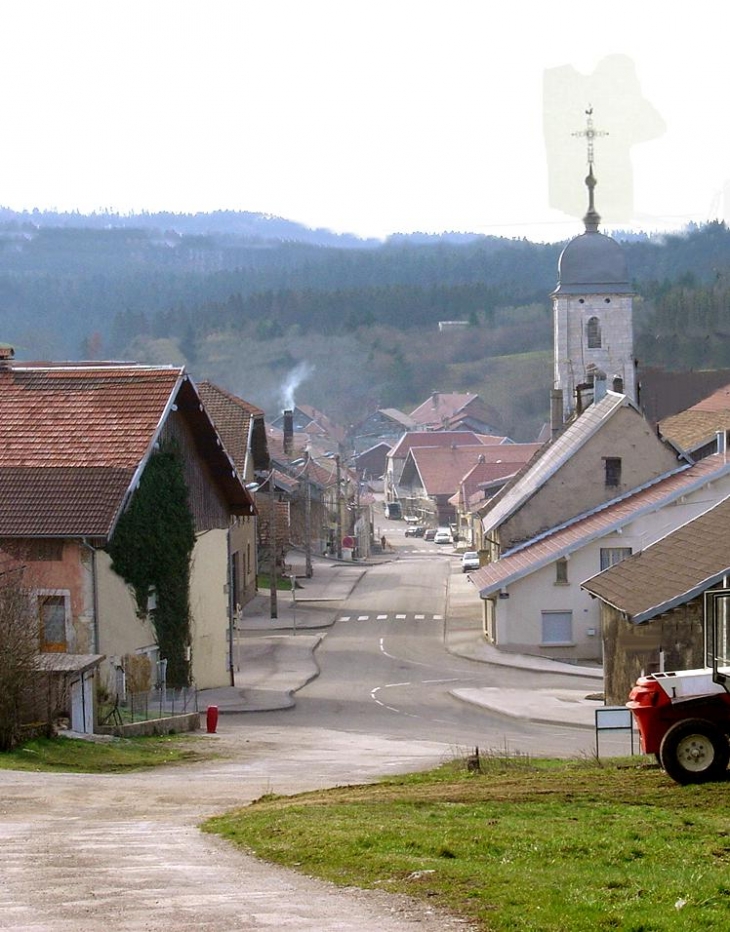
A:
[0,565,40,751]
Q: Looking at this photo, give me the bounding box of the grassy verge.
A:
[0,734,213,772]
[204,754,730,931]
[257,573,296,591]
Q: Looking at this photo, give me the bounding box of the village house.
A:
[399,441,541,530]
[479,391,684,560]
[386,430,510,508]
[0,360,255,714]
[409,391,502,435]
[582,494,730,703]
[469,452,730,666]
[197,381,268,612]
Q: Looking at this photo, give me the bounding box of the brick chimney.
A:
[283,409,294,455]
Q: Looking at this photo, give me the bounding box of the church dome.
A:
[553,231,632,295]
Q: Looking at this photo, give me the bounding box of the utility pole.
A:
[304,477,313,577]
[269,481,278,619]
[335,454,343,560]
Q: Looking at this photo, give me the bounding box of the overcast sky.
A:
[1,1,728,241]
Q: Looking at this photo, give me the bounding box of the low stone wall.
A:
[97,712,201,738]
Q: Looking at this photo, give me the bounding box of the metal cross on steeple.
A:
[572,106,607,232]
[572,105,608,166]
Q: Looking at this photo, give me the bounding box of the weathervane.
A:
[572,106,607,232]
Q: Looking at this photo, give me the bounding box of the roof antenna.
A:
[572,106,607,233]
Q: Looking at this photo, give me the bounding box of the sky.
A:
[1,1,728,243]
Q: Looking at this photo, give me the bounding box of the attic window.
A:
[587,316,602,349]
[604,457,622,488]
[555,558,569,585]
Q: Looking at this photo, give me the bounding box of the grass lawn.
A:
[0,734,212,772]
[204,755,730,932]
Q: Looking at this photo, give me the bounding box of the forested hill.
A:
[2,209,730,439]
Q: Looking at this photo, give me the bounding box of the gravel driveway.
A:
[0,726,475,931]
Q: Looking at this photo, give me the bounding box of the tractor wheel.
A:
[659,718,730,785]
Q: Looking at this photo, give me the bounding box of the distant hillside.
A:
[2,210,730,441]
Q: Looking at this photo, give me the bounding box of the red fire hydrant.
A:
[206,705,219,734]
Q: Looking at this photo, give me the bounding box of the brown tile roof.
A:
[659,382,730,452]
[197,380,259,474]
[0,467,133,537]
[0,363,252,538]
[582,494,730,624]
[640,367,730,425]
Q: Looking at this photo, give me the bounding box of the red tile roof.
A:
[406,443,541,497]
[0,363,252,538]
[410,392,478,427]
[390,430,500,459]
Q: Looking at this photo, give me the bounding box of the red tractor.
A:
[627,589,730,784]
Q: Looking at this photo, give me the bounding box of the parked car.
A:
[461,551,480,572]
[424,528,437,541]
[405,525,426,537]
[434,529,453,544]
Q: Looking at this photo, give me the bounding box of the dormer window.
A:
[587,316,602,349]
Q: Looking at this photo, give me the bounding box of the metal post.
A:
[305,478,313,577]
[270,485,278,619]
[335,454,343,560]
[290,574,297,635]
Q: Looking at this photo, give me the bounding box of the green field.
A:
[204,755,730,932]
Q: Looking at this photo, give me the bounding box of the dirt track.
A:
[0,726,475,931]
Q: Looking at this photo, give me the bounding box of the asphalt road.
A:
[237,546,618,759]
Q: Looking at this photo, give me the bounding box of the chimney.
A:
[594,372,607,403]
[283,409,294,456]
[0,343,15,369]
[717,430,727,458]
[550,389,563,438]
[431,391,439,409]
[612,375,624,394]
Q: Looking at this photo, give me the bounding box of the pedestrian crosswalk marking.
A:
[336,613,442,623]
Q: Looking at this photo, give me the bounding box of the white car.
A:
[461,551,480,572]
[433,529,453,545]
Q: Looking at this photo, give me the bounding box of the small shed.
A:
[39,653,105,734]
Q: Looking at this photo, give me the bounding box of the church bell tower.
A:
[552,108,636,422]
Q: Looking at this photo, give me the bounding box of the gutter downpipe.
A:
[81,539,100,655]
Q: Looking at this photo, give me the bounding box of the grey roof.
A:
[379,408,418,428]
[481,391,630,536]
[471,453,730,597]
[553,231,632,295]
[582,495,730,624]
[37,653,105,674]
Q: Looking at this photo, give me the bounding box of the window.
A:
[600,547,633,571]
[555,558,569,584]
[586,316,602,348]
[604,457,622,488]
[38,591,70,652]
[541,611,573,644]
